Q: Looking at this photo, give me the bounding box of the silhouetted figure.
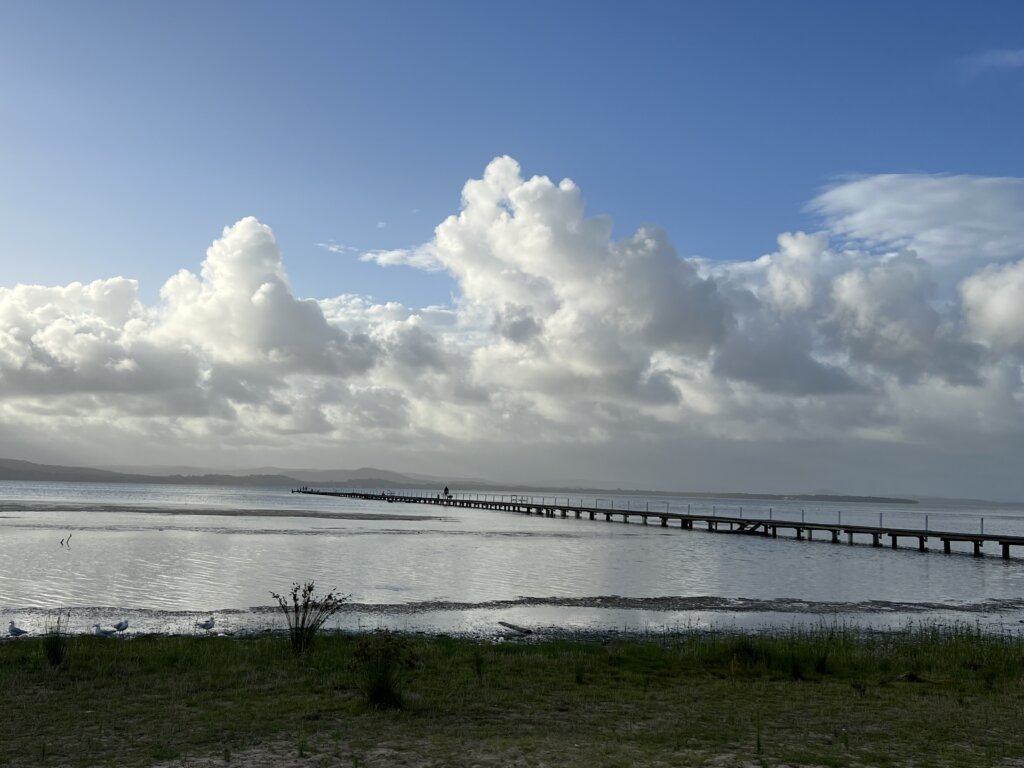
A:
[443,485,449,496]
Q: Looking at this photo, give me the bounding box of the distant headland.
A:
[0,458,918,505]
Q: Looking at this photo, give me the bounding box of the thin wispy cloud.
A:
[959,48,1024,76]
[359,245,443,271]
[316,242,359,255]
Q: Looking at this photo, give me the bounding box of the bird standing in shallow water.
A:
[196,617,215,631]
[8,621,28,637]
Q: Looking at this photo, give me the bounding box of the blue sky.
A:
[2,2,1024,496]
[3,1,1022,305]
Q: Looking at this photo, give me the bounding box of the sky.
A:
[1,1,1023,498]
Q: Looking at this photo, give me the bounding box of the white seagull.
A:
[8,621,28,637]
[93,624,116,637]
[113,620,129,633]
[195,617,215,631]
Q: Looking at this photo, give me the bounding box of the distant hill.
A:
[0,458,423,488]
[247,466,419,485]
[98,463,420,485]
[0,457,921,504]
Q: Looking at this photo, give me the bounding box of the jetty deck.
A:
[294,489,1024,560]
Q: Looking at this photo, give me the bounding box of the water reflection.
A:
[2,482,1024,631]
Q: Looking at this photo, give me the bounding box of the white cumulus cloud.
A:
[3,159,1024,497]
[960,258,1024,351]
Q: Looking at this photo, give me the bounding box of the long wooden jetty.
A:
[294,489,1024,560]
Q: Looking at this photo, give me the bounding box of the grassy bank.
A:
[2,625,1024,767]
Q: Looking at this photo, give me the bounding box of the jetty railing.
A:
[293,489,1024,560]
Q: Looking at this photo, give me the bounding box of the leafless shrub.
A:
[270,581,348,654]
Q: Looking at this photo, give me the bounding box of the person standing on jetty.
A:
[443,485,450,498]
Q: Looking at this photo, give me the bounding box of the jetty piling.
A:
[295,490,1024,562]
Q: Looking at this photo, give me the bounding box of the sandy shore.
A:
[0,501,447,521]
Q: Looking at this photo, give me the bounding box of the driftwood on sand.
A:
[498,621,532,635]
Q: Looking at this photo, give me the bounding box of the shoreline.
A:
[0,500,449,521]
[6,594,1024,644]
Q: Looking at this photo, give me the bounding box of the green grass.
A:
[2,624,1024,766]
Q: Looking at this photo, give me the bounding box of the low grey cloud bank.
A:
[2,158,1023,498]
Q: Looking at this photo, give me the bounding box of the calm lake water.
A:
[3,481,1024,637]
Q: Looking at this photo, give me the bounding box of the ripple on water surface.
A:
[3,482,1024,631]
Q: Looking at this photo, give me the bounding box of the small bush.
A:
[573,657,586,685]
[43,613,70,668]
[353,631,416,709]
[271,581,348,654]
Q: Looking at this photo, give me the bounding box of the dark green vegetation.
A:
[2,625,1023,767]
[271,582,348,654]
[40,614,69,669]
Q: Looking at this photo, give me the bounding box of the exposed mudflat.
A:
[317,594,1024,615]
[0,501,447,521]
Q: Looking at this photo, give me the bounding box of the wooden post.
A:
[891,535,898,549]
[1003,543,1011,560]
[943,539,951,554]
[831,530,839,543]
[872,533,881,547]
[974,541,983,557]
[847,531,854,544]
[918,537,926,552]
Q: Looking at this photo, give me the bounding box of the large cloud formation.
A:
[2,160,1023,497]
